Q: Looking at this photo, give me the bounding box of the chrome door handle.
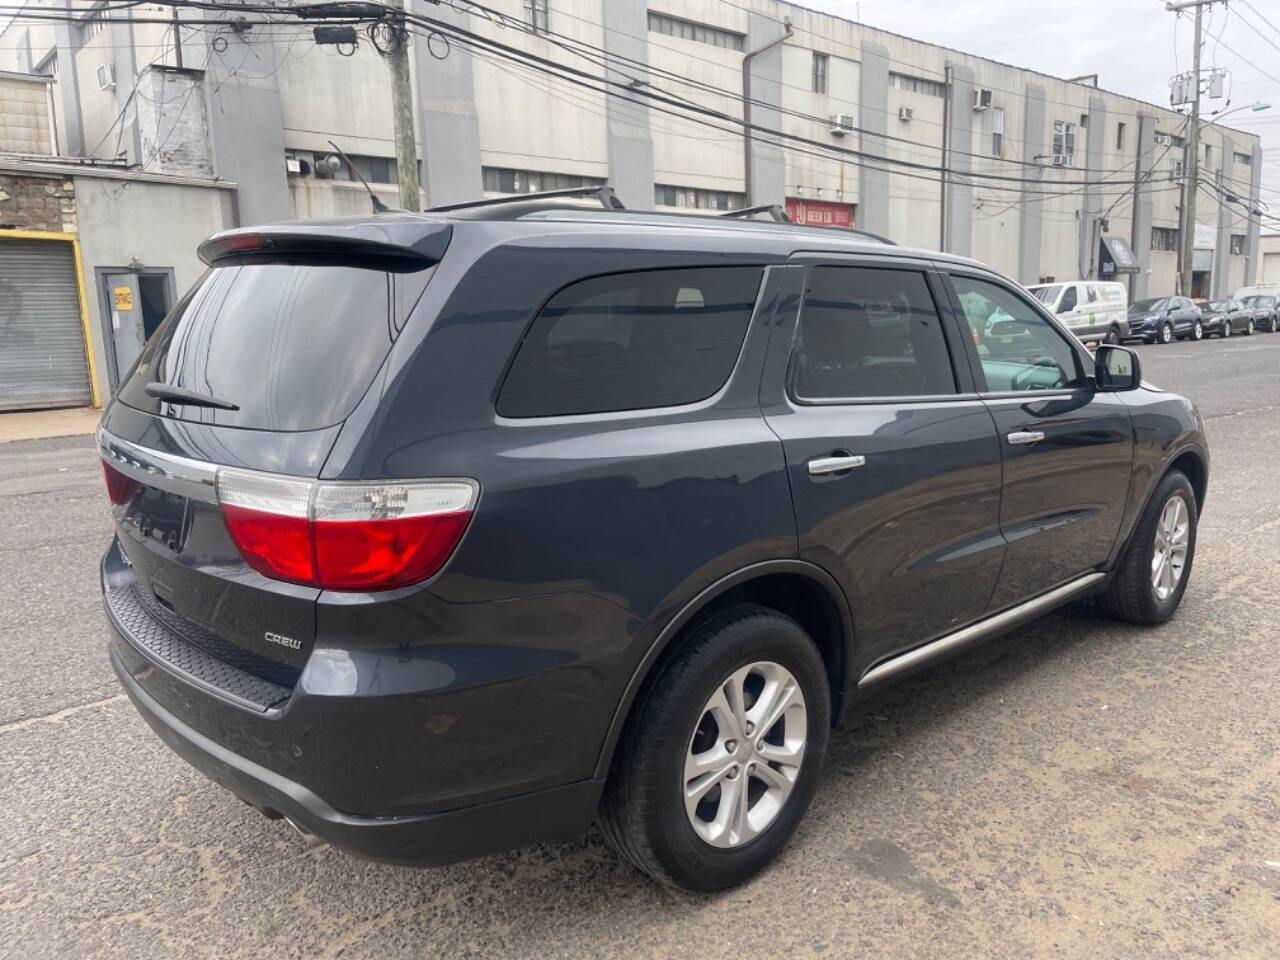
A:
[1007,430,1046,446]
[808,454,866,475]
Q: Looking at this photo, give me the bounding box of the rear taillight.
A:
[216,469,477,591]
[101,459,139,505]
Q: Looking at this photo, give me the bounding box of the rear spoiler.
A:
[198,218,451,269]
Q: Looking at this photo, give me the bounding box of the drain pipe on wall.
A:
[743,18,793,207]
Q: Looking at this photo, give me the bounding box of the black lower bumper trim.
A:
[110,642,603,866]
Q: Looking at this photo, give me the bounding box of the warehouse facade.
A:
[0,0,1266,405]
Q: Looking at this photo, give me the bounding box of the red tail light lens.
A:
[101,459,140,505]
[215,469,477,591]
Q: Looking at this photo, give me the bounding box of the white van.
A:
[1026,280,1129,343]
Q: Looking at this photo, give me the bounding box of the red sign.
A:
[785,198,854,229]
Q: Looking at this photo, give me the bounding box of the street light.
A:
[1204,100,1271,127]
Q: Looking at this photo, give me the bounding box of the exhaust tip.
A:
[283,815,323,846]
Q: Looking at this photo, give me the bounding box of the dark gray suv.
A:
[99,193,1208,891]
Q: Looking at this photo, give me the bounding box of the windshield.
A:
[1244,295,1274,307]
[1206,300,1229,311]
[1028,284,1062,306]
[1129,298,1168,314]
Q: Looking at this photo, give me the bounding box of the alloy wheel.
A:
[1247,320,1254,336]
[1224,322,1231,338]
[684,661,807,848]
[1151,495,1190,601]
[1161,322,1173,344]
[1193,322,1203,340]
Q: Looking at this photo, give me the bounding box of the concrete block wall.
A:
[136,68,213,177]
[0,75,52,154]
[0,173,75,231]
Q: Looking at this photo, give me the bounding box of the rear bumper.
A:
[108,637,602,865]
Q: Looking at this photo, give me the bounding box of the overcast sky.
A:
[808,0,1280,231]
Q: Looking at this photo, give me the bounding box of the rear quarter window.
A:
[496,266,765,418]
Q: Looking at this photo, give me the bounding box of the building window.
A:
[1230,234,1246,256]
[1234,152,1252,166]
[1052,121,1076,166]
[1204,144,1212,164]
[346,155,398,184]
[1170,159,1184,181]
[523,0,548,33]
[992,108,1005,157]
[482,167,605,194]
[889,72,945,98]
[810,52,828,94]
[654,184,744,211]
[1116,122,1126,151]
[647,12,744,51]
[1152,227,1179,252]
[78,8,110,43]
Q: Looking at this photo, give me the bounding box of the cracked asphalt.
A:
[2,335,1278,959]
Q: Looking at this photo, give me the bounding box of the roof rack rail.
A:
[430,185,625,213]
[720,203,792,222]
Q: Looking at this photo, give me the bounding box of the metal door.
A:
[0,237,91,410]
[760,259,1006,671]
[104,272,145,387]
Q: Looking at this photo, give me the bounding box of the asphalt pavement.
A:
[2,333,1278,959]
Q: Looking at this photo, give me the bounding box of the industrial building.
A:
[0,0,1266,410]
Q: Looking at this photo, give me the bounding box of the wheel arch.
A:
[592,560,854,780]
[1113,442,1208,567]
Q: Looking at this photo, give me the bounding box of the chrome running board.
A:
[857,572,1107,689]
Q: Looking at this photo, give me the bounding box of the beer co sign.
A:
[784,198,854,229]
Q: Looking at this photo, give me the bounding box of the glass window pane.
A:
[951,275,1085,393]
[794,267,957,399]
[497,267,764,417]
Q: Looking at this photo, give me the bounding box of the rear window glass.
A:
[118,263,429,431]
[496,266,764,418]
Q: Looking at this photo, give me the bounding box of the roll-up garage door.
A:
[0,237,92,410]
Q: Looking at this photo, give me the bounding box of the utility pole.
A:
[1169,0,1210,297]
[383,0,420,211]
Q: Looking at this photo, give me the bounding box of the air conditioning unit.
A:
[1154,132,1172,146]
[973,88,993,110]
[828,113,855,136]
[96,62,115,91]
[898,106,913,122]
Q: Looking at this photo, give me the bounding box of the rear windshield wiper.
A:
[145,382,240,411]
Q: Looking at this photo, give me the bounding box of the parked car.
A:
[1125,296,1203,344]
[1200,298,1254,337]
[98,195,1209,891]
[1240,294,1280,332]
[1026,280,1129,343]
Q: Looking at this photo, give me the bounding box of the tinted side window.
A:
[496,267,763,417]
[792,266,957,400]
[1059,286,1078,312]
[952,275,1086,393]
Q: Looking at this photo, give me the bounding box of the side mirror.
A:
[1095,345,1141,392]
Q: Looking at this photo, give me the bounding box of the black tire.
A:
[1159,321,1174,344]
[1105,326,1120,345]
[598,604,831,891]
[1098,470,1197,626]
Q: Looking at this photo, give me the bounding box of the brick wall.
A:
[0,75,53,155]
[0,174,76,232]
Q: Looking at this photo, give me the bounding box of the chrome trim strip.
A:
[857,572,1106,688]
[97,427,219,505]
